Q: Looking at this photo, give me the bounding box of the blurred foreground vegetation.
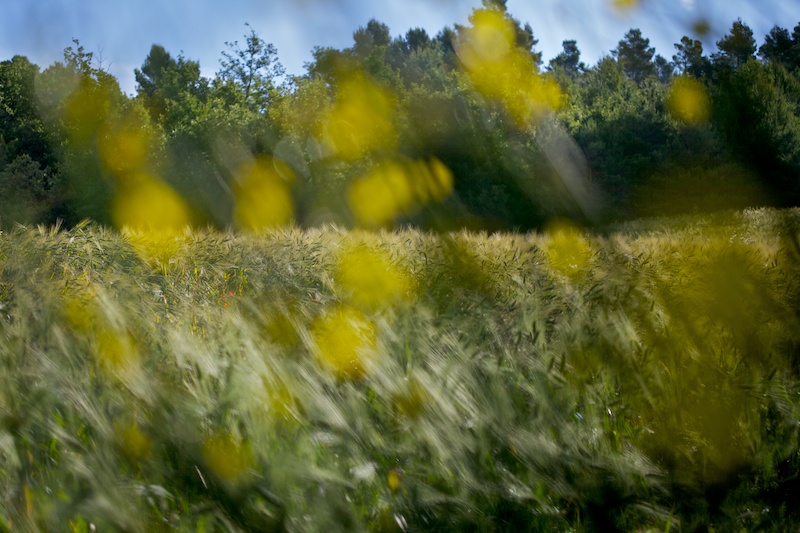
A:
[2,208,800,531]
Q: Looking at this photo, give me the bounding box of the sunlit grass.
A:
[1,208,800,531]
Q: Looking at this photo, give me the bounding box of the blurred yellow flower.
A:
[265,380,304,423]
[233,156,295,231]
[112,174,192,232]
[202,432,254,484]
[311,306,377,380]
[667,76,711,125]
[335,245,414,310]
[393,376,428,418]
[94,328,141,379]
[348,158,454,227]
[544,220,592,280]
[318,73,397,159]
[116,422,152,462]
[612,0,639,11]
[264,309,300,347]
[388,469,401,492]
[99,118,151,179]
[456,8,563,126]
[348,160,415,227]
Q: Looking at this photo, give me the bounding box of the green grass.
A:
[2,208,800,532]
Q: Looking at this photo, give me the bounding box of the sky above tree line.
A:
[1,0,797,95]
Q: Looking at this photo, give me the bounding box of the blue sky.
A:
[1,0,797,95]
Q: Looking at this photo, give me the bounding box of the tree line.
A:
[2,0,800,231]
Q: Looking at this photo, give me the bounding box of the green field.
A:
[2,208,800,532]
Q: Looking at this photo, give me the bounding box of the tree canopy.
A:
[2,12,800,231]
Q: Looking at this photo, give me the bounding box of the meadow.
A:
[2,207,800,532]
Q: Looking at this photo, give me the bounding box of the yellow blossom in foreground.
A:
[348,158,454,227]
[667,76,711,124]
[311,306,377,380]
[388,469,401,492]
[112,174,192,232]
[544,220,593,280]
[94,328,141,379]
[116,422,152,462]
[99,118,152,179]
[348,160,414,227]
[612,0,639,11]
[318,73,397,159]
[233,156,295,231]
[202,432,254,484]
[265,380,304,423]
[335,245,414,310]
[456,8,563,126]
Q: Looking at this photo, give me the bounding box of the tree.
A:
[712,60,800,202]
[0,153,56,226]
[405,28,432,53]
[713,18,756,69]
[759,24,800,71]
[0,56,54,165]
[305,46,351,83]
[134,44,174,100]
[549,40,585,77]
[613,29,657,84]
[218,25,285,111]
[673,36,710,78]
[353,19,391,58]
[135,45,208,122]
[654,54,673,84]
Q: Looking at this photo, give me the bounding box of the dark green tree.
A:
[549,40,585,77]
[385,27,433,71]
[654,54,673,83]
[305,46,352,83]
[353,19,391,58]
[404,28,432,53]
[0,153,56,226]
[613,29,657,84]
[758,24,800,71]
[134,44,174,101]
[673,36,710,78]
[712,59,800,202]
[0,56,56,168]
[135,45,208,123]
[713,18,756,69]
[566,56,671,217]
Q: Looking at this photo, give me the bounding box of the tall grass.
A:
[1,208,800,531]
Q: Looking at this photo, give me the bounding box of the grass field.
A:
[2,208,800,532]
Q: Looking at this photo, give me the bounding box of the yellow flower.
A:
[233,156,295,231]
[544,220,592,280]
[318,73,397,159]
[202,432,254,484]
[311,306,377,380]
[116,422,152,462]
[335,245,414,310]
[456,8,563,126]
[667,76,711,125]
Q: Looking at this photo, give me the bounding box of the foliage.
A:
[612,28,657,84]
[2,11,800,231]
[672,36,711,79]
[218,25,285,112]
[713,18,757,70]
